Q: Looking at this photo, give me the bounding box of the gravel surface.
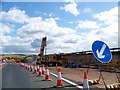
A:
[49,67,120,89]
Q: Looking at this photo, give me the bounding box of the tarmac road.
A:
[2,63,81,90]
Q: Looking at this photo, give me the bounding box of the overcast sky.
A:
[0,0,119,54]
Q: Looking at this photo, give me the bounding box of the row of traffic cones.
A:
[20,63,89,89]
[20,63,51,81]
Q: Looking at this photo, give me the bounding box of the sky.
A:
[0,0,119,54]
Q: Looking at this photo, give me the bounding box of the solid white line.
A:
[50,72,83,89]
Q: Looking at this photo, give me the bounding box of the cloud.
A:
[0,7,29,24]
[34,11,47,16]
[74,6,118,51]
[60,2,80,16]
[17,17,56,38]
[69,21,74,24]
[1,6,118,54]
[49,13,55,17]
[83,8,92,13]
[1,35,29,47]
[16,15,81,53]
[3,45,34,54]
[85,7,118,48]
[17,17,76,38]
[1,35,36,54]
[63,0,76,3]
[0,23,15,54]
[76,20,100,29]
[0,46,3,53]
[31,39,41,48]
[94,7,118,25]
[62,34,80,44]
[0,23,13,35]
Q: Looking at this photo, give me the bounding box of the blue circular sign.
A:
[92,40,112,63]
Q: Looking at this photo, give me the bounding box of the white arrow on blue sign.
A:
[92,40,112,63]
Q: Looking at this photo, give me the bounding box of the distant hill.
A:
[21,55,38,63]
[0,54,37,63]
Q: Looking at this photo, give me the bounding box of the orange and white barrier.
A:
[32,65,34,72]
[83,71,89,90]
[37,65,39,72]
[34,65,37,73]
[23,63,25,67]
[25,64,27,68]
[29,65,31,71]
[39,65,42,76]
[56,67,63,87]
[27,64,29,70]
[30,65,32,72]
[25,64,27,69]
[45,66,51,80]
[28,65,31,70]
[42,65,45,75]
[23,63,25,68]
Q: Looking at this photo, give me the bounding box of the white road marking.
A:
[96,44,106,58]
[50,72,83,89]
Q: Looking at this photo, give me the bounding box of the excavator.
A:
[38,37,62,66]
[40,37,47,61]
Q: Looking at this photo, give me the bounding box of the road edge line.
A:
[50,72,83,89]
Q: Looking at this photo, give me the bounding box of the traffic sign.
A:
[92,40,112,63]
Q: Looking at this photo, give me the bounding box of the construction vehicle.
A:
[108,60,120,67]
[39,37,47,62]
[42,54,62,66]
[47,54,62,66]
[39,37,62,66]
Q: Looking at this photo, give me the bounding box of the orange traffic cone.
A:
[37,65,39,72]
[42,64,45,75]
[34,64,37,73]
[26,64,28,69]
[21,63,23,67]
[25,63,27,69]
[28,65,30,70]
[27,65,29,70]
[56,63,57,67]
[83,71,89,90]
[39,65,42,76]
[32,65,34,72]
[23,63,25,68]
[26,64,28,70]
[45,66,51,81]
[24,63,26,69]
[56,67,63,87]
[30,65,32,72]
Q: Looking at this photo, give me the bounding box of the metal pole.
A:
[87,54,92,74]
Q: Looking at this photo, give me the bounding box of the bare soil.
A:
[49,67,120,89]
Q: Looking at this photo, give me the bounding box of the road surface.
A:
[2,63,80,90]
